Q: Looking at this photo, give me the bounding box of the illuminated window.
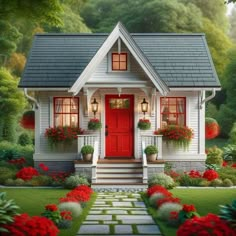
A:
[54,97,79,127]
[160,97,186,127]
[112,53,127,71]
[109,98,130,109]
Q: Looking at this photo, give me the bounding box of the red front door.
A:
[105,95,134,157]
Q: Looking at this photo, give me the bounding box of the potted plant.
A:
[154,125,193,150]
[137,119,151,130]
[144,145,158,162]
[81,145,94,161]
[88,118,102,131]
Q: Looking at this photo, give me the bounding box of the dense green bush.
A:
[18,132,31,146]
[223,178,234,187]
[229,122,236,144]
[206,146,223,166]
[223,145,236,163]
[177,174,204,186]
[28,175,52,186]
[210,178,223,187]
[0,167,16,184]
[63,174,89,189]
[14,178,25,186]
[218,166,236,185]
[148,173,175,189]
[157,202,182,221]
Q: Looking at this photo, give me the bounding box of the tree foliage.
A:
[229,7,236,42]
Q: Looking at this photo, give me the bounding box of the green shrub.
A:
[206,146,223,166]
[0,141,17,160]
[218,166,236,185]
[157,202,182,221]
[29,175,52,186]
[18,132,31,146]
[63,174,89,189]
[199,180,210,187]
[144,145,158,155]
[4,179,15,186]
[222,178,233,187]
[219,200,236,230]
[229,122,236,144]
[58,202,82,218]
[149,193,165,208]
[0,160,18,170]
[210,178,223,187]
[14,178,25,186]
[148,173,175,189]
[0,192,20,232]
[0,167,16,184]
[223,145,236,163]
[177,174,204,186]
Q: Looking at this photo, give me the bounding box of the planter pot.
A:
[147,154,157,162]
[83,153,93,162]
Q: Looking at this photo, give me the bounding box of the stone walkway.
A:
[77,192,162,235]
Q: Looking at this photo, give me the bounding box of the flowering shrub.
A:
[74,185,93,195]
[59,197,79,203]
[2,213,59,236]
[16,167,39,180]
[178,204,200,224]
[45,126,84,147]
[20,110,35,130]
[157,197,181,208]
[66,190,90,202]
[177,213,236,236]
[154,125,193,150]
[45,204,58,212]
[147,185,172,197]
[203,169,219,181]
[205,117,220,140]
[188,170,202,178]
[42,204,62,226]
[60,210,72,220]
[137,119,151,130]
[88,118,102,130]
[8,157,26,168]
[49,172,70,185]
[39,163,49,172]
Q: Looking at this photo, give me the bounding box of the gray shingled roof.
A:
[19,33,220,88]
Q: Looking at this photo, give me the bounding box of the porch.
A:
[75,134,165,188]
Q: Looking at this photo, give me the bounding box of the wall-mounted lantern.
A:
[141,98,148,119]
[91,98,98,118]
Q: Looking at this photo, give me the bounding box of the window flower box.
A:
[137,119,151,130]
[154,125,193,150]
[88,118,102,131]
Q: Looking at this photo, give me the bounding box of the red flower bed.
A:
[2,213,59,236]
[147,185,172,197]
[59,196,79,203]
[39,163,49,172]
[188,170,202,178]
[49,172,70,183]
[16,167,39,180]
[74,185,93,195]
[66,190,90,202]
[45,204,58,212]
[205,117,220,140]
[182,204,196,213]
[203,169,219,181]
[177,213,236,236]
[157,197,181,207]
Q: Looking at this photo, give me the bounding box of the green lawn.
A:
[0,188,97,236]
[144,188,236,236]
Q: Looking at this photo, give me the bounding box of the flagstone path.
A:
[77,192,162,235]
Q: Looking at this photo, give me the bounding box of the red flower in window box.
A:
[88,118,102,131]
[205,117,220,140]
[45,126,84,147]
[154,125,194,150]
[20,110,35,129]
[137,119,151,130]
[202,169,219,181]
[1,213,59,236]
[16,167,39,180]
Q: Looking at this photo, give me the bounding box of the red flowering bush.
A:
[177,213,236,236]
[205,117,220,140]
[45,204,58,212]
[188,170,202,178]
[45,126,84,146]
[39,163,49,172]
[147,185,172,197]
[231,163,236,168]
[154,125,193,150]
[74,185,93,195]
[66,190,90,202]
[20,110,35,130]
[49,172,70,184]
[222,161,228,167]
[203,169,219,181]
[42,204,61,226]
[60,211,72,221]
[2,213,59,236]
[59,197,79,203]
[8,157,26,168]
[157,197,181,208]
[88,118,102,130]
[182,204,196,212]
[16,167,39,180]
[165,170,180,180]
[137,119,151,130]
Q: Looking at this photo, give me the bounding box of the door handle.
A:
[105,125,108,137]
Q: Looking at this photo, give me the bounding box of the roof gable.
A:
[69,22,169,95]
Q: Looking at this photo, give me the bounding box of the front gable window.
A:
[54,97,79,127]
[112,52,127,71]
[160,97,186,127]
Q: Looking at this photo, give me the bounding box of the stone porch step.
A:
[96,172,143,178]
[96,167,143,173]
[92,183,148,190]
[95,177,143,183]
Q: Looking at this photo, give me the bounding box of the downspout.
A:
[24,88,39,109]
[200,89,216,109]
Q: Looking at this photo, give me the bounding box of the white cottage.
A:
[19,22,220,188]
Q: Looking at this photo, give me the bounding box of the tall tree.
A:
[229,7,236,42]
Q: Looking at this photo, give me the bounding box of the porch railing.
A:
[92,140,99,183]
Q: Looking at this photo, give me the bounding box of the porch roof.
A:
[19,25,220,90]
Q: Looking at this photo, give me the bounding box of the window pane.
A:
[112,62,119,70]
[55,114,62,127]
[55,99,63,113]
[71,115,78,127]
[177,114,185,126]
[169,105,176,113]
[120,54,127,61]
[112,54,119,61]
[71,99,78,113]
[109,99,130,109]
[169,98,176,105]
[63,114,70,126]
[120,62,127,70]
